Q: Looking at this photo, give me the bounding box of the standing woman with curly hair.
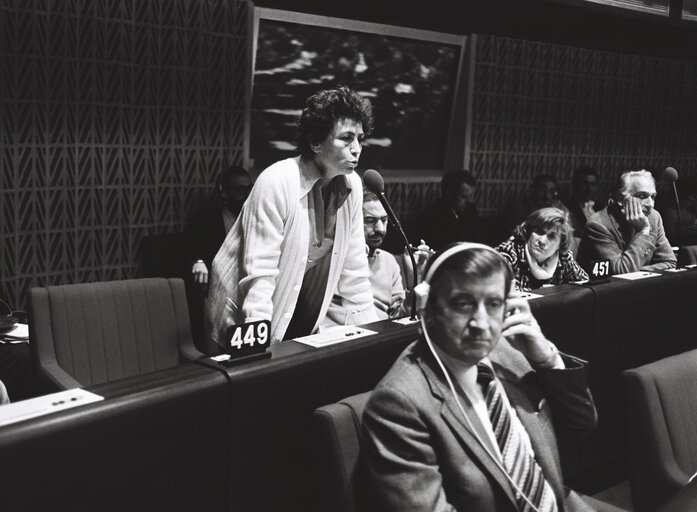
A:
[496,207,588,290]
[206,86,378,347]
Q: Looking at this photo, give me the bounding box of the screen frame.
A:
[248,7,470,181]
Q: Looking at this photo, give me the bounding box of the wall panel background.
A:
[470,34,697,216]
[0,0,249,308]
[3,2,697,308]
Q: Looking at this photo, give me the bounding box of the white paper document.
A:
[1,322,29,341]
[294,325,377,348]
[392,316,419,325]
[0,389,104,427]
[613,271,661,280]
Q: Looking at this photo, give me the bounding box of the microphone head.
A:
[662,167,678,182]
[363,169,385,194]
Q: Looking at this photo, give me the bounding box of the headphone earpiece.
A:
[413,282,430,314]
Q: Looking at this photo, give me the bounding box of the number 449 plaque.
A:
[222,319,272,364]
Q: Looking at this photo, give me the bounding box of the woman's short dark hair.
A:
[296,85,374,159]
[425,244,513,308]
[513,207,572,254]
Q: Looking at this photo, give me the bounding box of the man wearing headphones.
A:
[362,243,597,511]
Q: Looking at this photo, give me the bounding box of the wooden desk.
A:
[581,268,697,472]
[1,272,696,511]
[0,364,232,512]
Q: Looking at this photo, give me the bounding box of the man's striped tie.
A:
[477,363,558,512]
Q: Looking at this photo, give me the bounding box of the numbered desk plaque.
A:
[588,259,611,284]
[221,319,272,363]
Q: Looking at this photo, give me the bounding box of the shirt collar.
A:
[433,343,493,394]
[297,156,352,199]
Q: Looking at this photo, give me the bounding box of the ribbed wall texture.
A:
[0,0,249,308]
[471,34,697,216]
[3,5,697,307]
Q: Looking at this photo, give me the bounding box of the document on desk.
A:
[0,323,29,343]
[613,271,661,280]
[294,326,377,348]
[0,389,104,427]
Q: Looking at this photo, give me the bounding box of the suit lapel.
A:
[417,351,519,508]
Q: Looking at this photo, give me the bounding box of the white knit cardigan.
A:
[205,157,378,345]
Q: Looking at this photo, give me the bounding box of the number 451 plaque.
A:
[588,259,611,284]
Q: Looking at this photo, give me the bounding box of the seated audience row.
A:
[200,85,677,352]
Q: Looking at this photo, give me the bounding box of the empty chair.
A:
[313,391,372,512]
[29,278,203,390]
[623,348,697,512]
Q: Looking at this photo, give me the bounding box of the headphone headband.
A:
[422,242,502,284]
[414,242,503,312]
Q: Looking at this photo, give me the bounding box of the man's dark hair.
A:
[677,176,697,201]
[532,174,557,188]
[218,165,250,190]
[425,245,513,310]
[363,190,381,203]
[296,85,373,159]
[440,169,476,200]
[572,166,598,186]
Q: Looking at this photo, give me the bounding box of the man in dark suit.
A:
[362,243,597,511]
[413,169,479,251]
[564,166,604,239]
[187,165,252,286]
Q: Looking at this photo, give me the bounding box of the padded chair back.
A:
[623,348,697,512]
[29,278,202,390]
[313,391,372,512]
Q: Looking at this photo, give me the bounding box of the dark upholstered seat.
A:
[623,349,697,512]
[313,391,372,512]
[29,278,203,390]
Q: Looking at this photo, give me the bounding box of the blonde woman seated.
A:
[496,207,588,290]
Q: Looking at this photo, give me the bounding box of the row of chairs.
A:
[24,277,697,510]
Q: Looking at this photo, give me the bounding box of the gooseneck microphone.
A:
[662,166,681,247]
[363,169,418,320]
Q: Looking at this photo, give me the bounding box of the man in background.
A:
[564,166,604,239]
[327,190,406,322]
[661,175,697,246]
[187,165,252,286]
[578,169,676,274]
[414,169,479,251]
[504,174,569,231]
[185,165,251,349]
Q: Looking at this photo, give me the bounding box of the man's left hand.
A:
[502,294,558,366]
